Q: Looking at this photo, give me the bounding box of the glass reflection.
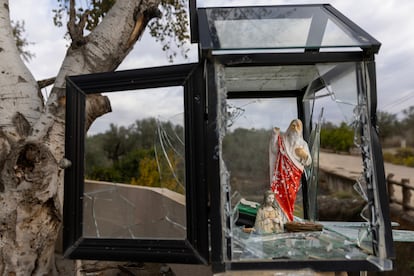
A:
[321,18,360,46]
[203,5,372,50]
[83,87,186,239]
[306,109,323,222]
[223,98,299,205]
[214,18,311,49]
[220,62,381,265]
[316,63,358,123]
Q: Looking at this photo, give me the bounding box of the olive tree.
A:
[0,0,188,274]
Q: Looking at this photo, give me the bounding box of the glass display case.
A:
[63,3,396,274]
[198,4,392,273]
[208,60,393,272]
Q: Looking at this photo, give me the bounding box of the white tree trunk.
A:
[0,0,161,274]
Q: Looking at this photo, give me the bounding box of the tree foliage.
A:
[11,20,34,61]
[52,0,189,61]
[377,110,401,142]
[148,0,190,61]
[376,106,414,147]
[85,118,185,194]
[84,110,414,206]
[320,122,354,152]
[223,128,269,180]
[401,106,414,144]
[383,148,414,167]
[52,0,115,29]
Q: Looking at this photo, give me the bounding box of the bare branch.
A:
[37,77,56,89]
[78,10,90,33]
[67,0,77,39]
[67,0,87,48]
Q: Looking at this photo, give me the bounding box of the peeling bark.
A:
[0,142,61,274]
[85,94,112,131]
[127,6,162,49]
[12,112,31,138]
[0,0,163,273]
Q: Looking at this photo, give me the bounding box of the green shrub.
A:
[395,147,414,159]
[321,122,354,152]
[383,147,414,167]
[404,156,414,167]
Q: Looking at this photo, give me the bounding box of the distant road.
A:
[319,152,414,185]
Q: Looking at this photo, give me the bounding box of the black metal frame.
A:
[204,53,393,272]
[63,63,209,264]
[362,61,394,259]
[62,2,393,272]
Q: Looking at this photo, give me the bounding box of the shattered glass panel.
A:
[223,97,299,205]
[83,181,186,238]
[231,225,369,261]
[226,98,298,131]
[84,87,186,239]
[218,61,393,270]
[306,109,323,221]
[392,230,414,242]
[304,63,359,124]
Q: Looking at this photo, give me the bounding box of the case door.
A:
[63,63,208,264]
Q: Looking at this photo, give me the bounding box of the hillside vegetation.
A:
[85,107,414,191]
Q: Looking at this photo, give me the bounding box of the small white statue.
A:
[254,190,284,234]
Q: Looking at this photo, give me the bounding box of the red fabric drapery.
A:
[270,135,303,221]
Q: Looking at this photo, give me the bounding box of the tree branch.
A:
[67,0,77,39]
[127,6,161,49]
[33,0,162,145]
[67,0,87,48]
[0,0,43,139]
[37,77,56,89]
[85,94,112,131]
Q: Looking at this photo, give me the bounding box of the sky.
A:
[8,0,414,133]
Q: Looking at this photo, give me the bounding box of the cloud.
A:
[88,87,184,135]
[120,28,198,71]
[9,0,414,122]
[9,0,68,80]
[227,98,299,131]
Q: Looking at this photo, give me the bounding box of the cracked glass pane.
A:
[305,109,323,222]
[223,97,299,208]
[218,62,390,268]
[305,63,359,124]
[83,87,186,239]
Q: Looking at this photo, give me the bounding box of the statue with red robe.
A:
[269,119,311,222]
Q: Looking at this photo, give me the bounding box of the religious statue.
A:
[269,119,311,222]
[253,190,284,234]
